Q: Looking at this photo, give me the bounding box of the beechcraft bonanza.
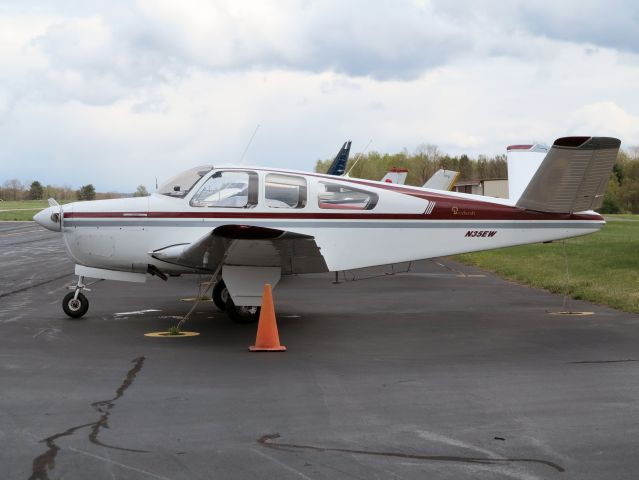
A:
[34,136,620,322]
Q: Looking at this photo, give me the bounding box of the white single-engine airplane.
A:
[34,136,620,323]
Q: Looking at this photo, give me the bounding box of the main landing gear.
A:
[212,280,260,324]
[62,275,91,318]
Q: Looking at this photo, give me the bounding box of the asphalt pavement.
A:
[1,221,638,479]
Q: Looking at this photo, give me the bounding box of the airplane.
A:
[422,169,459,191]
[380,167,409,184]
[34,136,620,323]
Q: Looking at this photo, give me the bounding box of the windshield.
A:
[157,165,212,198]
[190,170,258,208]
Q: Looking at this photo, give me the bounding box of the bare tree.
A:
[414,144,441,184]
[2,179,24,201]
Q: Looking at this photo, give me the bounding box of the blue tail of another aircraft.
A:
[326,141,351,176]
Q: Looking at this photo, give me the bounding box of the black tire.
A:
[62,291,89,318]
[212,281,229,311]
[225,296,260,324]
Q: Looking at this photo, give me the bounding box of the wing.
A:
[150,225,329,274]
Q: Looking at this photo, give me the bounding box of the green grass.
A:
[455,215,639,313]
[0,200,70,221]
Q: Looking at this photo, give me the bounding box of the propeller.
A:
[47,198,62,226]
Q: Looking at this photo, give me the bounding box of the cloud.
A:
[24,0,475,97]
[569,102,639,141]
[0,1,638,191]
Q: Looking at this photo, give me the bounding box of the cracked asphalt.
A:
[1,221,639,479]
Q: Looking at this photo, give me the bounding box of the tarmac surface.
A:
[1,221,639,479]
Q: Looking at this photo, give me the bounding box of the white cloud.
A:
[569,102,639,139]
[0,1,638,191]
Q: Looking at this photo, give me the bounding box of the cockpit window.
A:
[158,165,212,198]
[318,182,378,210]
[190,170,258,208]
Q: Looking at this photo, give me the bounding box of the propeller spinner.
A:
[33,198,63,232]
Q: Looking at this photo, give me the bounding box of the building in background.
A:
[453,179,508,198]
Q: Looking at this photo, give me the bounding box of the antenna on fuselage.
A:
[345,139,373,177]
[239,124,261,165]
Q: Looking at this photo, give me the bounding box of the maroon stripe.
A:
[65,210,602,222]
[507,144,534,151]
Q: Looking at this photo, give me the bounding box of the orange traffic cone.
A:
[249,284,286,352]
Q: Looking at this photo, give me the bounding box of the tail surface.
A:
[507,144,549,202]
[326,141,352,176]
[380,167,408,184]
[516,136,620,214]
[422,169,459,191]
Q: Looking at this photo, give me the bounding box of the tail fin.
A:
[422,169,459,191]
[506,144,549,202]
[516,136,620,213]
[380,167,408,184]
[326,141,352,176]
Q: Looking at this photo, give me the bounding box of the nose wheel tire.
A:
[225,296,260,324]
[212,281,229,311]
[63,292,89,318]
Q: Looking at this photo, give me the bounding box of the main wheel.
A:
[212,281,229,311]
[225,296,260,324]
[62,292,89,318]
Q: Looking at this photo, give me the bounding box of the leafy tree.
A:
[133,185,149,197]
[29,181,44,200]
[599,177,622,214]
[77,184,96,201]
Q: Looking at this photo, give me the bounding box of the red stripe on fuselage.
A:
[65,210,602,222]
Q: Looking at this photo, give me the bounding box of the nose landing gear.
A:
[62,275,101,318]
[63,291,89,318]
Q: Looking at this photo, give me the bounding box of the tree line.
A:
[315,144,507,186]
[315,144,639,214]
[0,179,149,201]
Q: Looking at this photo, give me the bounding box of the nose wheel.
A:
[62,291,89,318]
[62,275,98,319]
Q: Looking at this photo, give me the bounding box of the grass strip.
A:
[455,216,639,314]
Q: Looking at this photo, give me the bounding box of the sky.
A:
[1,0,639,192]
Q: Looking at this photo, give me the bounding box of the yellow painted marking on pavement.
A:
[549,311,595,316]
[144,331,200,338]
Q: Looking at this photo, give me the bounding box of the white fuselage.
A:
[42,167,603,276]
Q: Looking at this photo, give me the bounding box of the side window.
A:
[190,171,258,208]
[265,174,307,209]
[318,182,378,210]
